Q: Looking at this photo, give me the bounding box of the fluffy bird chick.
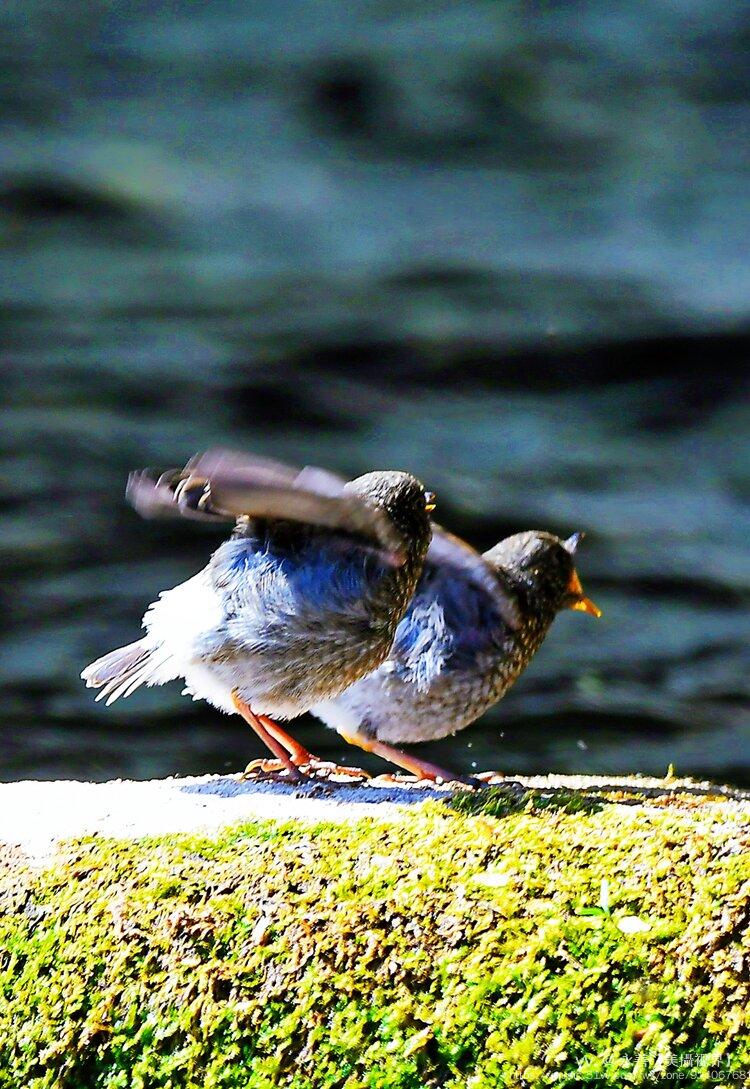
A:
[311,528,600,779]
[82,449,434,781]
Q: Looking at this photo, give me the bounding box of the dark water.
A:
[1,1,748,784]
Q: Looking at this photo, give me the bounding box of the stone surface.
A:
[4,770,748,864]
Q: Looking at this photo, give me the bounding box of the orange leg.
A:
[257,715,371,781]
[257,714,318,767]
[231,693,304,780]
[341,733,482,787]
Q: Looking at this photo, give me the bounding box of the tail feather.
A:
[81,639,167,706]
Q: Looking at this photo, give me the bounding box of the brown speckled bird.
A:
[81,449,435,781]
[309,526,601,780]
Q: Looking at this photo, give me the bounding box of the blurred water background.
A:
[1,0,748,783]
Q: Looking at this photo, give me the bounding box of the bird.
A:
[310,525,601,780]
[81,449,436,782]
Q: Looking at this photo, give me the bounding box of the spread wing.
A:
[125,448,405,562]
[427,525,521,631]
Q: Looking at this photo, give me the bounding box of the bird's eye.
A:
[424,491,436,513]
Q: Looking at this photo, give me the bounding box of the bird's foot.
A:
[369,772,420,787]
[241,757,371,784]
[299,759,372,782]
[339,732,487,788]
[242,759,306,783]
[368,770,483,790]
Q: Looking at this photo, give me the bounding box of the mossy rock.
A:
[2,781,750,1087]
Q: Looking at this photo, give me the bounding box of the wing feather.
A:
[427,525,521,631]
[126,449,404,561]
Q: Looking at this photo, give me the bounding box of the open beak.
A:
[424,491,436,513]
[566,569,602,618]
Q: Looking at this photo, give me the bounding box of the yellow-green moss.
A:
[2,790,750,1087]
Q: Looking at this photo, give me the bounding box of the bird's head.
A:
[483,530,601,621]
[345,470,434,562]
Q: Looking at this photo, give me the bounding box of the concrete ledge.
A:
[3,770,747,862]
[0,773,448,863]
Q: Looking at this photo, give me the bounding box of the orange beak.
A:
[567,570,602,618]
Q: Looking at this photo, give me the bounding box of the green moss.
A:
[1,794,750,1087]
[449,784,604,818]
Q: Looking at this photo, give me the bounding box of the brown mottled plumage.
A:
[82,450,434,779]
[311,529,600,762]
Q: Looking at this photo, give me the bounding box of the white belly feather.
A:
[142,573,239,713]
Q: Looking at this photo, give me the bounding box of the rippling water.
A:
[1,1,748,783]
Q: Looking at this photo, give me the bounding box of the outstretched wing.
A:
[126,448,405,562]
[427,525,521,631]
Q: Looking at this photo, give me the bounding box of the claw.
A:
[300,760,372,782]
[241,757,371,784]
[370,771,483,789]
[242,758,306,783]
[243,758,287,776]
[369,772,418,786]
